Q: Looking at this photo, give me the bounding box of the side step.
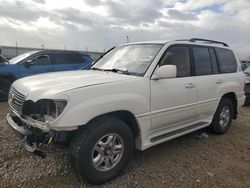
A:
[151,122,208,143]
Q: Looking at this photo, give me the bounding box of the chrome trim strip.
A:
[6,113,29,135]
[151,121,208,142]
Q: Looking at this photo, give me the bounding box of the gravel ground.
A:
[1,102,250,188]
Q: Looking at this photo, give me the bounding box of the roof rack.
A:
[175,38,229,47]
[189,38,229,47]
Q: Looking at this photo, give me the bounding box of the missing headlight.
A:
[22,99,67,123]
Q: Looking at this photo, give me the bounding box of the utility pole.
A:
[126,35,129,43]
[15,42,18,56]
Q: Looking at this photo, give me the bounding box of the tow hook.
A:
[22,135,53,158]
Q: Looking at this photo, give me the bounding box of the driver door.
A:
[150,45,197,131]
[19,54,53,78]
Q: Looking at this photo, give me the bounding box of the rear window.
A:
[215,48,237,73]
[192,47,212,76]
[54,53,83,64]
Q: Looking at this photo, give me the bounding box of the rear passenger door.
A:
[192,46,223,120]
[53,53,85,72]
[192,46,239,120]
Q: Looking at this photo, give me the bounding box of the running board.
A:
[151,122,208,143]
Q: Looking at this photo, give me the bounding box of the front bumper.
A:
[9,111,50,132]
[6,113,52,157]
[7,113,31,140]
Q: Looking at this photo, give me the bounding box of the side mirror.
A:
[25,59,34,68]
[152,65,177,80]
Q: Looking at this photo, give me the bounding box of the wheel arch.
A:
[86,110,141,138]
[221,92,237,119]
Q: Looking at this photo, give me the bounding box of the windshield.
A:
[92,44,163,76]
[9,51,38,64]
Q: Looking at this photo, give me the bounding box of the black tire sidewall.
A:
[73,117,134,184]
[211,98,234,134]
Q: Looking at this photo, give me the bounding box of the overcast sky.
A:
[0,0,249,59]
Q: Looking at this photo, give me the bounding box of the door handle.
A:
[216,79,223,84]
[185,83,196,88]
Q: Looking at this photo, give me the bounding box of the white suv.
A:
[7,38,245,184]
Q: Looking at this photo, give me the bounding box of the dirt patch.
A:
[1,102,250,187]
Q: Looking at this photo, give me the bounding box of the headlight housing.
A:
[22,99,67,123]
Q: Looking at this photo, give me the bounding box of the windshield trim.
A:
[91,46,116,67]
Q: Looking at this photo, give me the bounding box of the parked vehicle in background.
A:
[244,66,250,84]
[7,38,245,184]
[241,61,250,71]
[0,50,93,100]
[243,66,250,102]
[0,55,8,64]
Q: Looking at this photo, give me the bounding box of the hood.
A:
[12,70,136,100]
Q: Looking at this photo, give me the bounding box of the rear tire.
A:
[70,116,134,185]
[0,78,12,101]
[210,98,234,134]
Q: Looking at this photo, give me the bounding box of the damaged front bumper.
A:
[6,113,53,158]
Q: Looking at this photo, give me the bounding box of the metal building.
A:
[0,45,103,61]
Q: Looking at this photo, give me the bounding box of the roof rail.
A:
[189,38,229,47]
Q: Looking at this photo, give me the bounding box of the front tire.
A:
[70,117,134,185]
[210,98,234,134]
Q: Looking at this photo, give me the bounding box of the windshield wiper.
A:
[104,68,130,75]
[92,67,130,75]
[91,67,104,71]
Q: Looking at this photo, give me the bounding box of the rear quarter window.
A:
[215,48,237,73]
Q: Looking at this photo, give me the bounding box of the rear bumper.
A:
[238,96,246,108]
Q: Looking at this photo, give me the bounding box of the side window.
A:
[81,55,88,63]
[32,55,50,65]
[54,54,82,64]
[192,47,212,76]
[209,48,219,74]
[160,46,191,77]
[215,48,237,73]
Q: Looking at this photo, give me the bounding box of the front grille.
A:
[9,87,26,114]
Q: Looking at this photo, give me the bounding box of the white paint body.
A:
[11,41,246,150]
